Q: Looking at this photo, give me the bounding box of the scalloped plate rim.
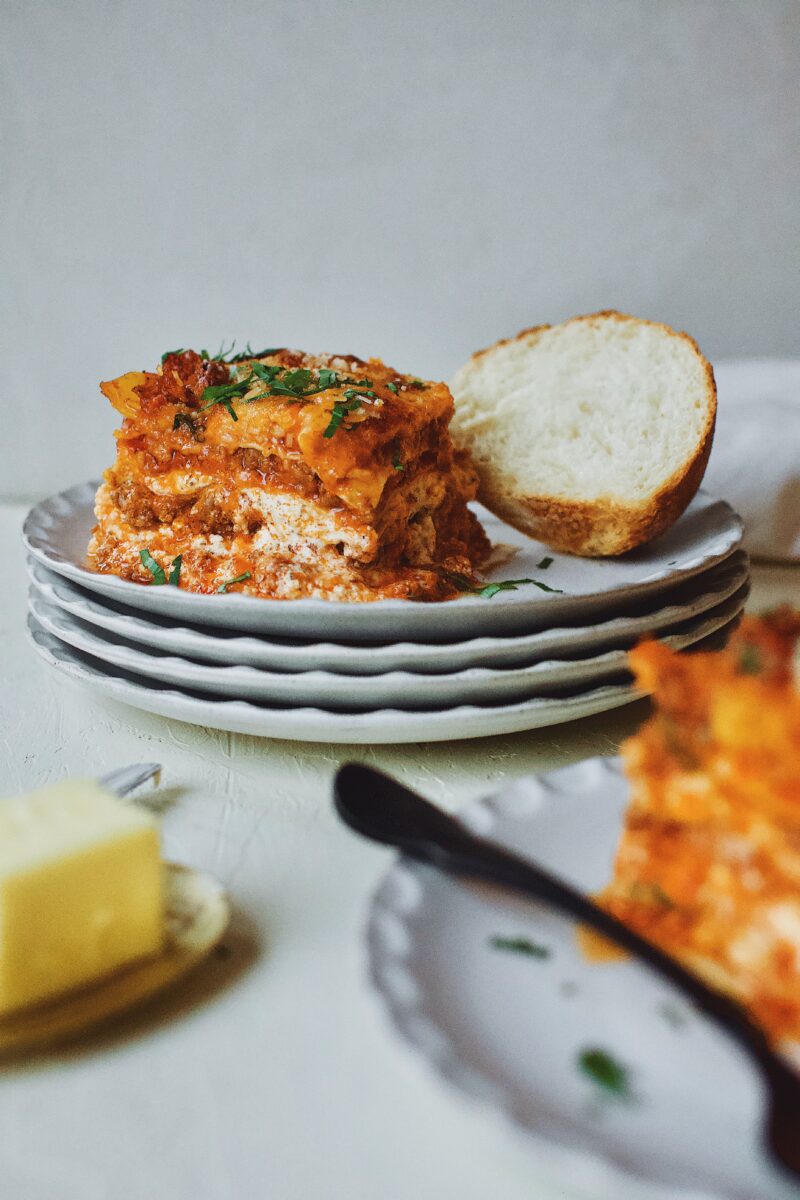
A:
[365,757,790,1200]
[22,482,744,641]
[27,584,749,707]
[25,616,644,743]
[25,550,751,675]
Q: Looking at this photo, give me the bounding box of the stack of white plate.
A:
[24,482,748,744]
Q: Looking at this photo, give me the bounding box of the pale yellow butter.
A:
[0,778,164,1015]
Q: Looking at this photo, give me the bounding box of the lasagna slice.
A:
[600,611,800,1047]
[88,348,490,601]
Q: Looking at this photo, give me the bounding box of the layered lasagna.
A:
[88,348,490,601]
[600,611,800,1047]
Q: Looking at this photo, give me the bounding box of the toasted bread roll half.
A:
[450,311,716,557]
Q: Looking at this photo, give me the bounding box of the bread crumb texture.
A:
[450,311,716,556]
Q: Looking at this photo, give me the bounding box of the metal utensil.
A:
[98,762,161,798]
[334,762,800,1182]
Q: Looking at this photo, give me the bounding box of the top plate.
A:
[23,482,743,642]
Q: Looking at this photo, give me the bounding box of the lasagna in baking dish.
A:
[600,611,800,1047]
[88,348,490,601]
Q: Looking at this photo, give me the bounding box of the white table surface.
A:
[1,500,798,1200]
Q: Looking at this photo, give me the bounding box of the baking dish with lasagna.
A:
[88,348,490,602]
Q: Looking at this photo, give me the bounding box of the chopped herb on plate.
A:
[537,556,554,569]
[578,1047,633,1100]
[167,554,183,587]
[140,548,182,586]
[489,935,550,959]
[217,571,252,594]
[446,573,564,599]
[140,548,166,586]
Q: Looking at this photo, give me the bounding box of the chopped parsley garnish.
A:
[161,348,185,363]
[200,374,257,420]
[316,367,337,390]
[490,935,550,959]
[324,394,364,438]
[281,367,313,393]
[140,548,166,586]
[140,548,182,586]
[250,362,283,385]
[196,357,378,430]
[537,556,554,569]
[168,555,182,587]
[211,339,237,361]
[446,573,564,599]
[201,340,284,364]
[386,382,399,394]
[201,378,253,406]
[172,412,197,436]
[217,571,252,594]
[736,642,763,676]
[227,343,283,362]
[408,378,426,390]
[578,1048,632,1099]
[392,453,404,471]
[237,362,362,408]
[482,580,563,600]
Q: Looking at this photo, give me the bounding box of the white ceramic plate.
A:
[26,618,643,743]
[26,551,750,676]
[367,758,797,1200]
[28,585,749,710]
[23,482,743,642]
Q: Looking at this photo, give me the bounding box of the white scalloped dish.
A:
[23,483,743,642]
[26,618,643,742]
[26,551,750,675]
[366,759,796,1200]
[28,585,749,710]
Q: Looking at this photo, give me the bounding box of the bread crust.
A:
[455,311,717,557]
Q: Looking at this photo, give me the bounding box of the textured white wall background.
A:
[1,0,798,497]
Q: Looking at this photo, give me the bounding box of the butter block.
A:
[0,778,164,1014]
